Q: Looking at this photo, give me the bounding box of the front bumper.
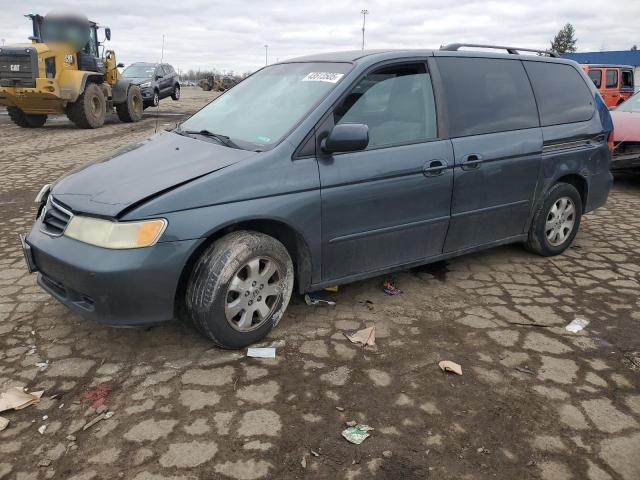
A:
[24,220,201,326]
[611,153,640,171]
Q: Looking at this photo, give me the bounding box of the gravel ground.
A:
[0,88,639,480]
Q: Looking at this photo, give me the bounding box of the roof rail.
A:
[440,43,559,58]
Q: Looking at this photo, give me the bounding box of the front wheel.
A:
[7,107,47,128]
[525,182,582,256]
[185,231,294,349]
[65,83,106,129]
[115,85,143,122]
[171,85,180,100]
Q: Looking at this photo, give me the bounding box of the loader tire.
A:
[116,85,143,123]
[66,83,106,129]
[7,107,47,128]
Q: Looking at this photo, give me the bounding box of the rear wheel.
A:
[65,83,106,129]
[526,182,582,256]
[7,107,47,128]
[186,231,294,349]
[171,85,180,100]
[115,85,143,123]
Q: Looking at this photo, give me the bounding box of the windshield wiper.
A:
[176,128,242,149]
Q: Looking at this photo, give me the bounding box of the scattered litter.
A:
[38,459,51,468]
[27,347,37,355]
[83,412,106,431]
[59,403,65,409]
[0,387,44,413]
[304,292,336,306]
[81,384,111,409]
[0,416,8,431]
[104,411,115,419]
[35,361,49,370]
[342,424,374,445]
[383,450,393,458]
[66,434,76,442]
[344,326,376,347]
[38,424,47,435]
[438,360,463,376]
[247,347,276,358]
[565,318,589,333]
[477,447,490,454]
[382,276,402,296]
[335,406,345,412]
[324,285,339,293]
[301,456,307,469]
[515,366,535,375]
[42,415,48,421]
[311,450,320,457]
[345,420,357,427]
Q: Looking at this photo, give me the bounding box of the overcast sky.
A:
[1,1,639,75]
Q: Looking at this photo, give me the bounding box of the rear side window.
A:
[523,61,594,126]
[621,70,633,88]
[588,70,602,88]
[606,69,618,88]
[435,57,539,137]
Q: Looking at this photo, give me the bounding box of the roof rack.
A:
[440,43,559,58]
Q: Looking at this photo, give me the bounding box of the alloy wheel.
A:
[545,196,576,247]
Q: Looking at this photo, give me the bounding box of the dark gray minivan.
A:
[22,45,614,348]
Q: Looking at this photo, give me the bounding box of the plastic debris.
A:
[0,416,8,431]
[438,360,463,376]
[83,412,106,431]
[247,347,276,358]
[38,424,47,434]
[514,366,535,375]
[0,387,44,413]
[565,318,589,333]
[311,450,320,457]
[35,361,49,370]
[304,292,336,306]
[344,326,376,347]
[382,276,402,296]
[342,424,374,444]
[301,456,307,469]
[81,384,111,409]
[335,406,345,412]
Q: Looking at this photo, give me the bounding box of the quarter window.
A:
[523,61,595,126]
[606,69,618,88]
[334,63,437,148]
[435,57,539,137]
[621,70,633,88]
[588,70,602,88]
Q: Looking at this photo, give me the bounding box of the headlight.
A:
[140,82,151,88]
[64,216,167,249]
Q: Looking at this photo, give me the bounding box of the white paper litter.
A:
[247,347,276,358]
[344,326,376,347]
[438,360,463,376]
[565,318,589,333]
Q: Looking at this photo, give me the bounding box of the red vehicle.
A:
[582,64,635,108]
[610,91,640,172]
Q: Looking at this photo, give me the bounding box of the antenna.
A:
[154,34,165,134]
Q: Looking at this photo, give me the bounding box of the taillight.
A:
[608,129,615,151]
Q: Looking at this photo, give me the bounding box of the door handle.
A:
[461,153,483,171]
[422,159,447,177]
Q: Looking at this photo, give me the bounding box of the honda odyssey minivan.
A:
[22,44,614,348]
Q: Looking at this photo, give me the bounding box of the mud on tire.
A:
[116,85,144,123]
[7,107,47,128]
[65,82,106,129]
[185,231,294,349]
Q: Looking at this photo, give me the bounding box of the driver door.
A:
[317,61,454,281]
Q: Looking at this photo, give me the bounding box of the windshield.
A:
[123,65,156,78]
[616,92,640,113]
[180,62,352,150]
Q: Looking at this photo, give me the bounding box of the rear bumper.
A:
[25,221,200,326]
[611,153,640,171]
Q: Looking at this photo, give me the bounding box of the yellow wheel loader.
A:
[0,13,143,129]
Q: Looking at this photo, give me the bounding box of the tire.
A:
[151,90,159,107]
[115,85,143,123]
[186,231,294,349]
[171,85,180,100]
[65,82,106,129]
[525,182,583,256]
[7,107,47,128]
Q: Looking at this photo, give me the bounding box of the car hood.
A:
[52,131,257,218]
[126,77,153,85]
[611,111,640,142]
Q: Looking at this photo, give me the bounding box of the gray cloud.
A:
[1,1,638,74]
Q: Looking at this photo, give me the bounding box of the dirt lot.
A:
[0,88,639,480]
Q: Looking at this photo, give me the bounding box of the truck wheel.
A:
[525,182,582,257]
[66,83,106,129]
[115,85,143,123]
[7,107,47,128]
[186,231,294,349]
[171,85,180,100]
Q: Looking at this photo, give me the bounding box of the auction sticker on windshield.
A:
[302,72,345,83]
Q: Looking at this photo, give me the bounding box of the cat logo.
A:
[10,64,20,72]
[64,54,74,65]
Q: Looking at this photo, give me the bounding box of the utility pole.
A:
[361,9,369,51]
[160,34,165,63]
[264,44,269,65]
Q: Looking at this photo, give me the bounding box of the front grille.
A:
[41,199,72,236]
[0,47,38,87]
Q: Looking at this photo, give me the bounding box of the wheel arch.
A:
[173,218,313,320]
[556,173,588,211]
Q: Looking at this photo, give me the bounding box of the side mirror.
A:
[116,62,124,68]
[321,123,369,154]
[156,74,163,80]
[104,28,111,41]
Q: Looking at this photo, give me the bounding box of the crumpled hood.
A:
[52,131,257,218]
[127,77,153,85]
[611,111,640,142]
